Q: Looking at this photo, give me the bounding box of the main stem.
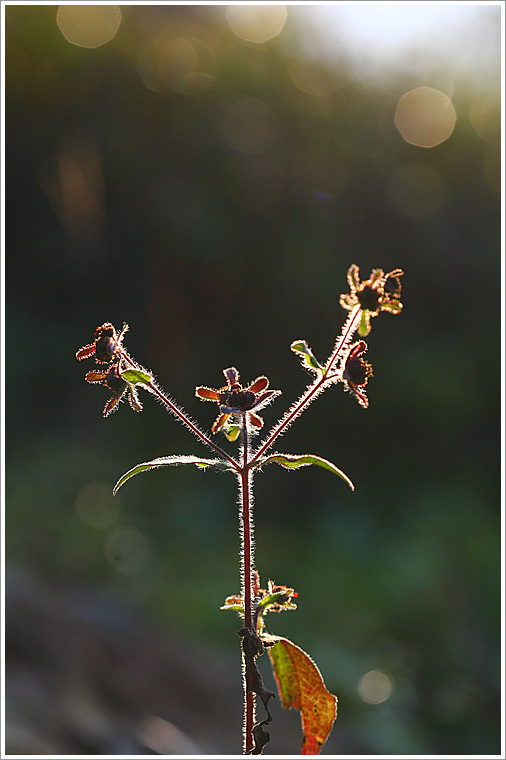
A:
[240,412,255,753]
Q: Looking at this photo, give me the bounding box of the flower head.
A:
[77,323,144,416]
[340,265,403,336]
[196,367,280,437]
[84,361,142,417]
[340,340,373,408]
[76,322,129,364]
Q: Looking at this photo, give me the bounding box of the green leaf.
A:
[255,453,355,490]
[220,601,244,613]
[113,455,222,494]
[290,339,324,373]
[358,310,371,337]
[121,369,152,385]
[257,590,297,612]
[223,425,241,442]
[267,636,338,755]
[220,594,244,614]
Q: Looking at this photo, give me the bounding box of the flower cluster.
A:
[333,265,404,407]
[76,322,142,416]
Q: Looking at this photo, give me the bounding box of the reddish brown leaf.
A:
[267,637,337,755]
[248,376,269,393]
[195,386,221,401]
[76,342,96,360]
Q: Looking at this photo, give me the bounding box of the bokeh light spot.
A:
[358,669,395,704]
[105,526,150,575]
[57,5,121,49]
[470,95,500,143]
[138,32,216,94]
[75,480,122,529]
[386,161,444,219]
[37,136,106,240]
[287,59,338,97]
[395,86,457,148]
[226,5,287,44]
[222,97,277,154]
[159,37,198,93]
[138,715,200,754]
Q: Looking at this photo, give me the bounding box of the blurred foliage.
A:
[5,4,501,755]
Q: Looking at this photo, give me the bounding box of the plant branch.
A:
[251,305,361,462]
[119,349,239,469]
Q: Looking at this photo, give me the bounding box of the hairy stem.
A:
[119,349,239,469]
[325,304,362,375]
[240,412,255,753]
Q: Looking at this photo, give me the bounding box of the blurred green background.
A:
[5,3,502,755]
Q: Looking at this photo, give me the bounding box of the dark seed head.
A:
[357,285,381,312]
[344,355,373,386]
[94,324,118,363]
[104,364,127,395]
[220,389,257,411]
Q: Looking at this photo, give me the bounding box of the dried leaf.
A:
[238,627,276,754]
[251,719,271,755]
[267,637,338,755]
[238,628,275,713]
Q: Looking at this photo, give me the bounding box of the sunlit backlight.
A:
[291,5,496,86]
[138,32,216,94]
[105,526,150,575]
[226,5,287,44]
[57,5,121,49]
[222,97,277,154]
[358,669,394,705]
[395,87,457,148]
[386,162,444,219]
[75,480,122,529]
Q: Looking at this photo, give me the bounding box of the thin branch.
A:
[251,305,361,462]
[119,349,239,469]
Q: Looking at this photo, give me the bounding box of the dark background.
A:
[5,4,502,756]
